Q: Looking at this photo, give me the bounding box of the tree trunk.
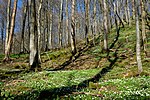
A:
[27,0,30,52]
[116,0,119,24]
[3,0,18,62]
[29,0,41,71]
[135,0,143,74]
[107,4,111,32]
[4,0,11,61]
[37,0,43,60]
[58,0,63,48]
[21,0,28,53]
[1,18,4,53]
[47,1,53,50]
[127,0,131,26]
[65,0,69,46]
[5,0,11,49]
[85,0,89,45]
[92,0,97,46]
[132,0,135,19]
[124,0,128,24]
[42,8,47,51]
[71,0,77,55]
[140,0,147,54]
[103,0,108,51]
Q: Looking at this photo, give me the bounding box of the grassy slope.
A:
[0,24,150,99]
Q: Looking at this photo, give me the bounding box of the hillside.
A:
[0,24,150,99]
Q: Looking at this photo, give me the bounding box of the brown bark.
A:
[85,0,89,45]
[5,0,11,51]
[71,0,77,55]
[3,0,18,62]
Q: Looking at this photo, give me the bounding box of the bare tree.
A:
[1,16,5,53]
[21,0,28,53]
[29,0,41,71]
[140,0,147,54]
[5,0,11,54]
[71,0,77,54]
[47,0,53,50]
[126,0,131,26]
[65,0,69,46]
[135,0,143,74]
[124,0,128,24]
[84,0,89,45]
[3,0,18,62]
[58,0,63,48]
[103,0,108,51]
[92,0,97,46]
[132,0,135,19]
[37,0,43,61]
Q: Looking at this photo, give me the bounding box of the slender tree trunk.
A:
[132,0,135,19]
[103,0,108,51]
[3,0,18,62]
[114,1,119,28]
[58,0,63,48]
[29,0,41,71]
[1,18,4,53]
[79,1,85,39]
[27,0,30,52]
[107,4,111,32]
[98,0,103,34]
[116,0,124,26]
[92,0,97,46]
[21,0,28,53]
[42,8,47,51]
[37,0,43,61]
[116,0,119,24]
[65,0,69,46]
[49,12,53,50]
[124,0,129,24]
[4,0,11,61]
[47,1,53,50]
[85,0,89,45]
[45,5,49,51]
[127,0,131,26]
[135,0,143,74]
[5,0,11,47]
[140,0,147,54]
[71,0,77,55]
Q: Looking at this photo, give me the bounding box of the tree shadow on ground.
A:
[11,46,119,100]
[0,69,30,81]
[47,41,95,71]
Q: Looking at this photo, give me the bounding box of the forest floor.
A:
[0,24,150,99]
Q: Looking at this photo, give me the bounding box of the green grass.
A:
[1,72,150,99]
[1,69,101,99]
[67,76,150,100]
